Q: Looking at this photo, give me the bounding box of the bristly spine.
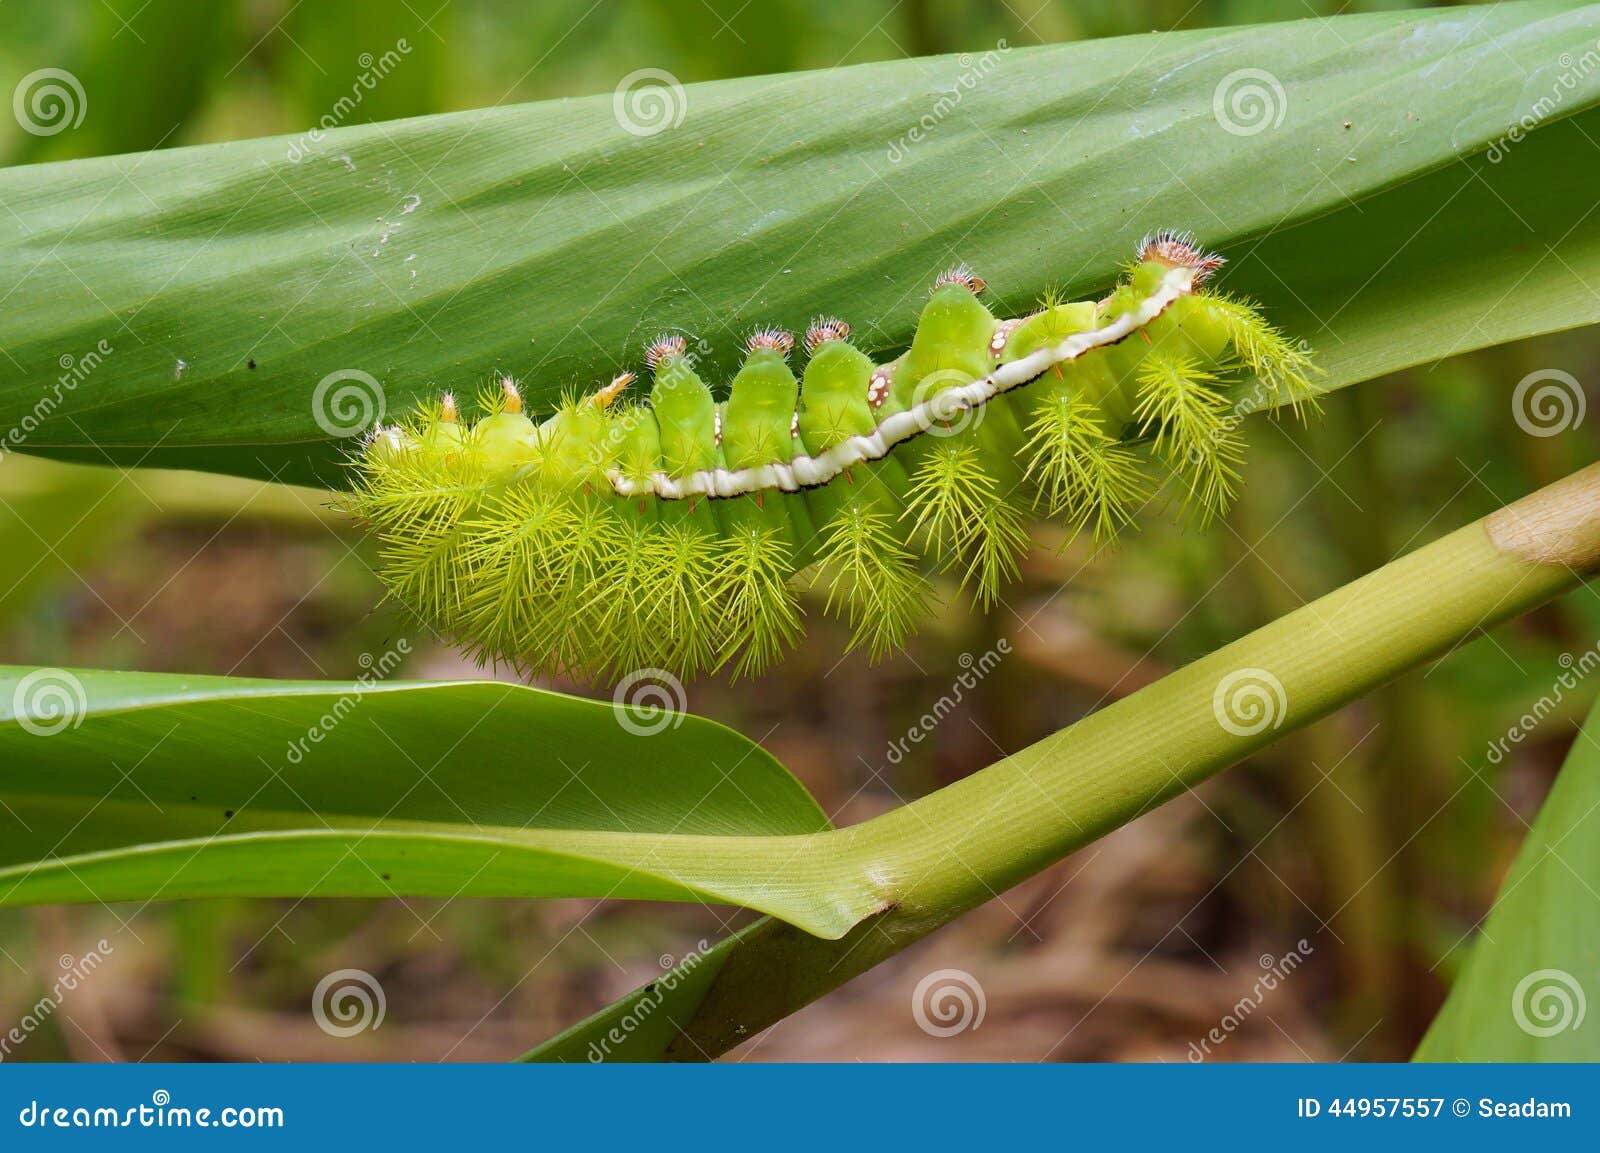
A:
[344,232,1321,681]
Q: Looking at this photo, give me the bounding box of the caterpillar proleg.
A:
[345,231,1317,680]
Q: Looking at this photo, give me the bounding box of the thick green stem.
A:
[528,462,1600,1062]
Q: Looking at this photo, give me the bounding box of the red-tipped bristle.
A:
[803,316,851,354]
[1138,229,1226,284]
[746,326,795,358]
[933,264,986,295]
[644,334,688,371]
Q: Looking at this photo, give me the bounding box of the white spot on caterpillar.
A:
[867,369,892,409]
[790,410,800,438]
[988,319,1023,357]
[714,408,723,446]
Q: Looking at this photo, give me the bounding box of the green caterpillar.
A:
[345,232,1316,680]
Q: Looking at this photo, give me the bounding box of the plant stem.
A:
[527,461,1600,1062]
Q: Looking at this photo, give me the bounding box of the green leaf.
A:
[0,667,885,938]
[1416,693,1600,1060]
[2,2,1596,486]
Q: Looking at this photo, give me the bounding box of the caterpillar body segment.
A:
[346,232,1317,680]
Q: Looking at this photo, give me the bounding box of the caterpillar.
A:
[344,232,1316,681]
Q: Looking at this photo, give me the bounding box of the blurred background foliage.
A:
[2,0,1597,1061]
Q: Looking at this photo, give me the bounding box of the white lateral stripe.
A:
[608,266,1194,500]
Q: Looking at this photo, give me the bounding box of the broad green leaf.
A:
[0,667,885,938]
[1,2,1596,486]
[1416,694,1600,1060]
